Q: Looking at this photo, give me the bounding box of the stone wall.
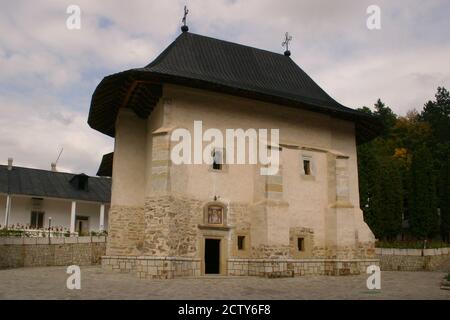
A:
[103,192,378,279]
[377,247,450,271]
[227,258,378,277]
[0,236,106,269]
[313,241,376,260]
[102,255,378,279]
[107,205,145,256]
[143,195,202,257]
[102,256,201,279]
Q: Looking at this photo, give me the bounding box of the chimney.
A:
[51,162,57,172]
[7,158,13,171]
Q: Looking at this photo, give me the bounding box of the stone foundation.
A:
[102,255,378,278]
[377,247,450,271]
[0,236,106,269]
[227,258,379,277]
[102,256,201,279]
[105,196,378,279]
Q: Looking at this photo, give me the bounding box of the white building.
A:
[88,29,380,278]
[0,159,111,236]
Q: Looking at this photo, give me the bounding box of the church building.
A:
[89,24,381,279]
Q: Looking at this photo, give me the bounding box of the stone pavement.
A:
[0,266,448,300]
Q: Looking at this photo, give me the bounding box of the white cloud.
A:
[315,45,450,113]
[0,92,112,174]
[0,0,449,174]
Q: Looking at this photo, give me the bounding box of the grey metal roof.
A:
[144,32,345,110]
[88,31,382,143]
[0,165,111,203]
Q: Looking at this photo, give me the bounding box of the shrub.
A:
[0,228,25,237]
[90,230,108,237]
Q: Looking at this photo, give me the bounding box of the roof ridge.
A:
[0,165,109,180]
[186,32,288,57]
[145,31,290,70]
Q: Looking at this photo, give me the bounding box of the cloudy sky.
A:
[1,0,449,175]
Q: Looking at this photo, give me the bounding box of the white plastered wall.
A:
[112,83,375,250]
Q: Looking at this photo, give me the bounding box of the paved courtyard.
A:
[0,266,448,300]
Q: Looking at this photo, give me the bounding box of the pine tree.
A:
[420,87,450,147]
[356,92,447,242]
[367,157,383,238]
[366,157,403,240]
[439,154,450,241]
[357,141,378,235]
[373,99,397,137]
[408,146,439,239]
[378,158,404,240]
[357,101,402,240]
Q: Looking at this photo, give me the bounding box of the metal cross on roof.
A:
[282,32,293,56]
[181,6,189,32]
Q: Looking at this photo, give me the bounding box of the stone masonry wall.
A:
[142,195,203,257]
[251,245,291,259]
[377,247,450,271]
[227,258,379,277]
[102,256,201,279]
[0,236,106,269]
[104,191,379,279]
[107,206,145,256]
[102,255,378,279]
[313,241,376,260]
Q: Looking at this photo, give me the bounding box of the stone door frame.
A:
[199,230,229,276]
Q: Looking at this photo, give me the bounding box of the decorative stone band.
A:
[151,130,172,193]
[264,169,283,201]
[102,255,379,279]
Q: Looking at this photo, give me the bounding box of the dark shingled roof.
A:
[0,165,111,203]
[96,152,113,177]
[88,31,382,143]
